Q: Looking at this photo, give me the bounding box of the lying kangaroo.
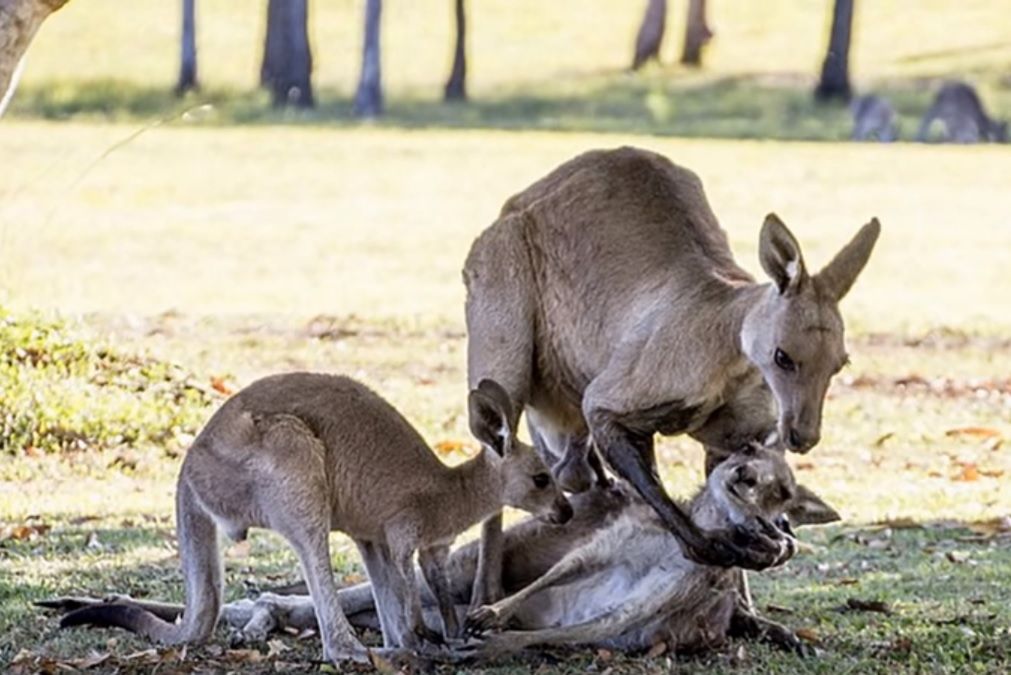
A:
[851,94,899,142]
[463,146,879,606]
[465,446,824,657]
[49,447,837,658]
[917,81,1008,143]
[59,373,572,664]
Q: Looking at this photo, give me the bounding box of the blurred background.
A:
[1,1,1009,672]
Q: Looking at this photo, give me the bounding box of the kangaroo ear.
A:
[815,218,881,301]
[787,484,841,526]
[759,213,807,295]
[468,379,514,456]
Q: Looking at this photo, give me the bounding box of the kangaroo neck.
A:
[445,450,505,529]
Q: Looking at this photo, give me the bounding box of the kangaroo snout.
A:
[784,426,819,453]
[548,496,574,525]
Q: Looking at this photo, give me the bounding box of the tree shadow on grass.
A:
[10,71,1008,142]
[5,517,1010,672]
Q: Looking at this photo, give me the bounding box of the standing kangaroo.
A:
[59,373,572,664]
[50,447,837,657]
[463,147,879,606]
[917,81,1008,143]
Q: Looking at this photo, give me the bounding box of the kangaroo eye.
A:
[532,473,551,489]
[774,348,796,372]
[740,476,757,488]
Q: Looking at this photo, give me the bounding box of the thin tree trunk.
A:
[680,0,712,67]
[176,0,198,94]
[0,0,71,114]
[631,0,666,71]
[815,0,854,102]
[260,0,313,108]
[354,0,383,118]
[444,0,466,101]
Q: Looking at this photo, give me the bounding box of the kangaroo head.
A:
[741,214,880,453]
[709,445,837,528]
[468,379,573,525]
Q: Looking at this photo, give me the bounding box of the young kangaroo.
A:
[851,94,899,142]
[60,373,572,664]
[464,146,879,610]
[917,81,1008,143]
[49,448,837,657]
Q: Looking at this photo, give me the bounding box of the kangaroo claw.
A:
[464,605,502,636]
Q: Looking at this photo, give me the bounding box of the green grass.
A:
[2,0,1011,669]
[7,0,1011,139]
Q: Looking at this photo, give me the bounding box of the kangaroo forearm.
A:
[589,415,704,551]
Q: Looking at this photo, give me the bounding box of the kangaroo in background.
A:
[59,373,572,664]
[851,94,899,142]
[48,447,838,658]
[917,81,1008,143]
[463,147,880,610]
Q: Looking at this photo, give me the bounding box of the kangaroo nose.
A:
[551,497,574,525]
[787,428,819,453]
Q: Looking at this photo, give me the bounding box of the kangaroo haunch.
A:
[59,373,572,664]
[463,146,880,607]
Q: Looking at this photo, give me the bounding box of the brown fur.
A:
[463,147,879,602]
[917,81,1008,143]
[50,448,834,659]
[59,373,571,664]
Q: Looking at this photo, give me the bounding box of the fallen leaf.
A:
[954,463,979,482]
[596,648,613,662]
[122,649,159,662]
[645,641,668,658]
[368,650,399,674]
[795,627,820,644]
[226,540,251,559]
[873,432,895,447]
[69,652,110,669]
[835,578,860,586]
[946,550,971,564]
[225,648,264,663]
[434,439,466,455]
[0,522,51,542]
[296,628,317,641]
[945,427,1002,439]
[210,376,234,396]
[766,603,795,614]
[846,598,892,614]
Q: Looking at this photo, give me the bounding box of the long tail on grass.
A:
[60,478,222,644]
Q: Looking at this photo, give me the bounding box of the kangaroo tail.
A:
[60,476,223,644]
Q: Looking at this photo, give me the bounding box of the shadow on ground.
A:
[4,516,1009,672]
[9,70,1010,142]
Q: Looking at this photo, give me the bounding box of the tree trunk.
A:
[443,0,466,101]
[176,0,198,94]
[814,0,854,102]
[260,0,313,108]
[680,0,712,67]
[631,0,666,71]
[353,0,383,117]
[0,0,71,115]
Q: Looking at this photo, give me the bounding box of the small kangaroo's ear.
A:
[815,218,881,301]
[787,484,841,526]
[468,379,514,456]
[759,213,807,295]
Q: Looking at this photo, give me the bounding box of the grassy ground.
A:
[2,1,1010,670]
[1,122,1009,672]
[7,0,1011,139]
